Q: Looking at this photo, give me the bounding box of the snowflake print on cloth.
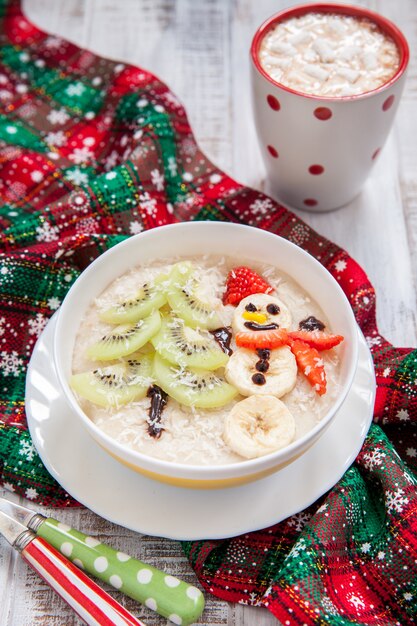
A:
[334,259,347,272]
[25,487,39,500]
[47,108,70,125]
[28,313,48,337]
[36,220,59,242]
[397,409,410,421]
[44,36,63,49]
[139,192,158,217]
[167,155,178,177]
[45,130,66,147]
[0,351,24,377]
[0,3,416,626]
[386,488,409,514]
[65,82,86,97]
[249,197,274,216]
[69,146,94,165]
[19,438,36,461]
[363,448,386,470]
[65,167,89,186]
[366,335,382,349]
[150,168,164,191]
[129,220,143,235]
[47,297,60,310]
[287,537,308,559]
[347,592,366,612]
[287,511,312,532]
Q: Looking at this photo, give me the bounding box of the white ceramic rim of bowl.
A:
[250,2,410,102]
[53,222,359,481]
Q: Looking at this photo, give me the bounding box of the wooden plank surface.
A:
[0,0,416,624]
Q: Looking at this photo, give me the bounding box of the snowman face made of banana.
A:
[223,292,299,459]
[225,293,297,397]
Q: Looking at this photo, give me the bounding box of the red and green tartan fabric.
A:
[0,1,416,624]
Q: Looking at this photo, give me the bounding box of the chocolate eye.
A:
[299,315,325,331]
[245,303,257,312]
[266,303,280,315]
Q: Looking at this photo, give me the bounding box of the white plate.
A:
[26,314,375,541]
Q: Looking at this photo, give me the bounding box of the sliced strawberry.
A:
[236,329,288,350]
[288,330,344,351]
[223,266,273,306]
[288,338,327,395]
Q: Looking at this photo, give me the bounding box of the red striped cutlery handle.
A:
[21,537,147,626]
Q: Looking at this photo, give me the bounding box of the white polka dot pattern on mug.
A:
[165,575,181,588]
[169,614,183,625]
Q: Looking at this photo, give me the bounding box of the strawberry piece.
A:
[288,330,344,351]
[236,329,288,350]
[288,338,327,395]
[223,266,273,305]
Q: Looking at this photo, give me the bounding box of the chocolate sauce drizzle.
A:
[251,373,266,385]
[252,348,272,385]
[299,315,325,331]
[210,326,233,355]
[244,321,278,331]
[147,385,168,438]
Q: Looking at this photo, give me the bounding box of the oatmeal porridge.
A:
[70,256,344,465]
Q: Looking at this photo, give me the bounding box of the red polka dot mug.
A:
[250,3,409,212]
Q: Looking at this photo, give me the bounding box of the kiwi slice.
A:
[152,315,228,370]
[87,310,161,361]
[167,262,222,330]
[99,274,169,324]
[70,353,154,407]
[153,353,237,408]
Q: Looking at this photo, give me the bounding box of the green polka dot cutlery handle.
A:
[34,516,205,625]
[0,497,204,625]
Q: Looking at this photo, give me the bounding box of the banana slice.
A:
[223,395,295,459]
[233,293,292,334]
[224,346,297,397]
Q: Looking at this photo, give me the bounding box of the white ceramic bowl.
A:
[53,222,359,489]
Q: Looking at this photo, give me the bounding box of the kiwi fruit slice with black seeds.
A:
[153,353,237,408]
[70,353,154,407]
[152,315,229,370]
[87,310,161,361]
[99,274,169,324]
[167,262,222,330]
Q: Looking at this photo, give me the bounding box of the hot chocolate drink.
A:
[259,12,400,97]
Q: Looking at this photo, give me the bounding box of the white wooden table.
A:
[1,1,416,624]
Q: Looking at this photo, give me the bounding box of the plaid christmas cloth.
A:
[0,1,416,623]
